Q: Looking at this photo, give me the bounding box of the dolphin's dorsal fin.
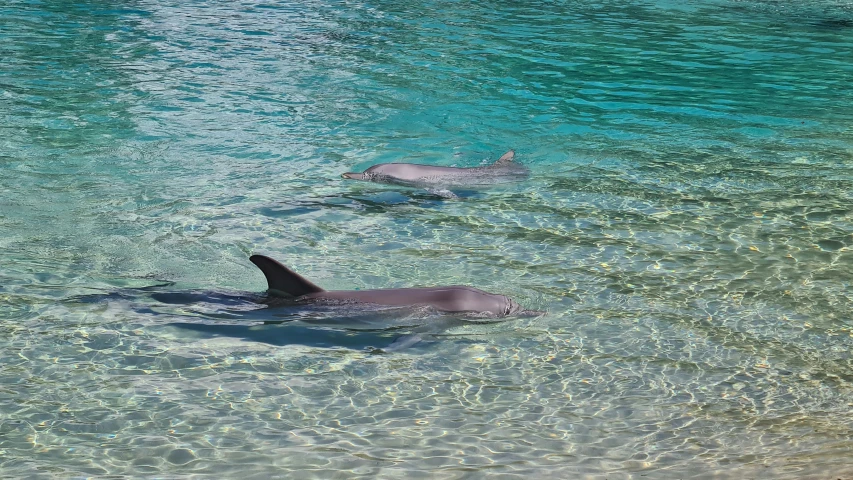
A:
[492,149,516,166]
[249,255,325,297]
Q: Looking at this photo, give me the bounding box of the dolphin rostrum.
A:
[341,150,528,188]
[250,254,538,318]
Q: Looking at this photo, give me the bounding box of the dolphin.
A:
[249,254,538,319]
[341,150,528,189]
[70,255,542,351]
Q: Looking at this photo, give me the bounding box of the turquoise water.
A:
[3,0,853,476]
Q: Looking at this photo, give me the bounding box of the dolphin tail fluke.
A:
[493,149,516,166]
[249,255,326,297]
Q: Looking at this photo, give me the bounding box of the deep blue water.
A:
[2,0,853,477]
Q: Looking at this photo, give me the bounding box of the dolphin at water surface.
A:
[70,256,542,351]
[249,254,539,318]
[143,255,541,351]
[341,150,528,189]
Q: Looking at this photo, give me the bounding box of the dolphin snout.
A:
[342,172,364,180]
[506,297,545,317]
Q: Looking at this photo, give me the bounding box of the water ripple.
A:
[2,0,853,477]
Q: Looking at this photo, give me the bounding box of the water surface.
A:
[2,0,853,477]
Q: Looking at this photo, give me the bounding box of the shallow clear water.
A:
[3,0,853,477]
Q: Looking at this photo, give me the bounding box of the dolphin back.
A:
[249,255,326,297]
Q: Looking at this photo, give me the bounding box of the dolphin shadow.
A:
[158,299,490,352]
[162,302,520,352]
[256,189,484,219]
[811,18,853,29]
[150,294,450,352]
[167,321,408,352]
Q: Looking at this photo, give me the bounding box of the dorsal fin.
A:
[492,149,515,166]
[249,255,325,297]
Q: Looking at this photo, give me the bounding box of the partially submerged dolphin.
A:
[341,150,528,188]
[250,254,537,318]
[70,255,541,351]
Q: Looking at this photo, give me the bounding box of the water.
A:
[2,0,853,477]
